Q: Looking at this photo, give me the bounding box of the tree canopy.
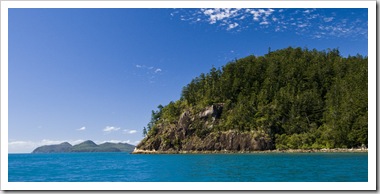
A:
[144,47,368,149]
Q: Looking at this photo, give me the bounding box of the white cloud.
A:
[134,65,163,84]
[8,139,86,153]
[175,9,367,39]
[135,65,162,75]
[250,10,261,21]
[203,9,214,15]
[97,140,131,144]
[9,140,35,146]
[251,9,274,21]
[203,8,240,24]
[198,8,276,30]
[69,139,86,145]
[103,126,121,132]
[77,126,86,131]
[9,141,39,153]
[96,140,136,145]
[260,8,274,16]
[41,139,66,145]
[123,129,138,134]
[298,23,308,28]
[324,17,334,22]
[303,9,316,14]
[315,20,365,39]
[310,14,319,19]
[227,23,239,30]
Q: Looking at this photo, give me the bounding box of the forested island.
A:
[32,140,135,153]
[134,47,367,154]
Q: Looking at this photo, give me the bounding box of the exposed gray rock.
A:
[135,103,274,153]
[178,110,191,130]
[198,103,224,120]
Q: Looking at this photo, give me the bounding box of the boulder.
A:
[178,110,191,129]
[135,103,275,153]
[198,103,224,119]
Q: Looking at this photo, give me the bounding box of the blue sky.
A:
[8,8,368,153]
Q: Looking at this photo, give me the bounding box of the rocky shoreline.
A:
[132,148,368,154]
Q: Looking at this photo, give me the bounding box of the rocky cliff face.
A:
[135,104,274,153]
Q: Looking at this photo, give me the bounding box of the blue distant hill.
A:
[32,140,135,153]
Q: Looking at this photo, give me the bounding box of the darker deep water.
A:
[8,152,367,182]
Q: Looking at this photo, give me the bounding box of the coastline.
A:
[132,148,368,154]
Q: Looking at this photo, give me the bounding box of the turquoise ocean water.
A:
[8,152,367,182]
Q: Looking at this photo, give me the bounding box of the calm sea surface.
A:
[8,152,367,182]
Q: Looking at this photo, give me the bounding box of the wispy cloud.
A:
[123,129,138,134]
[324,17,334,22]
[176,8,275,31]
[103,126,120,132]
[173,8,367,39]
[41,139,66,145]
[202,8,241,24]
[97,139,137,145]
[227,23,239,30]
[76,126,86,131]
[298,23,308,28]
[134,64,163,83]
[8,139,86,153]
[135,64,161,71]
[97,140,131,144]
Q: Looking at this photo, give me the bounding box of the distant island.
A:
[134,47,368,154]
[32,140,135,153]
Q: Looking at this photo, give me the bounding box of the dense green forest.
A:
[144,47,367,150]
